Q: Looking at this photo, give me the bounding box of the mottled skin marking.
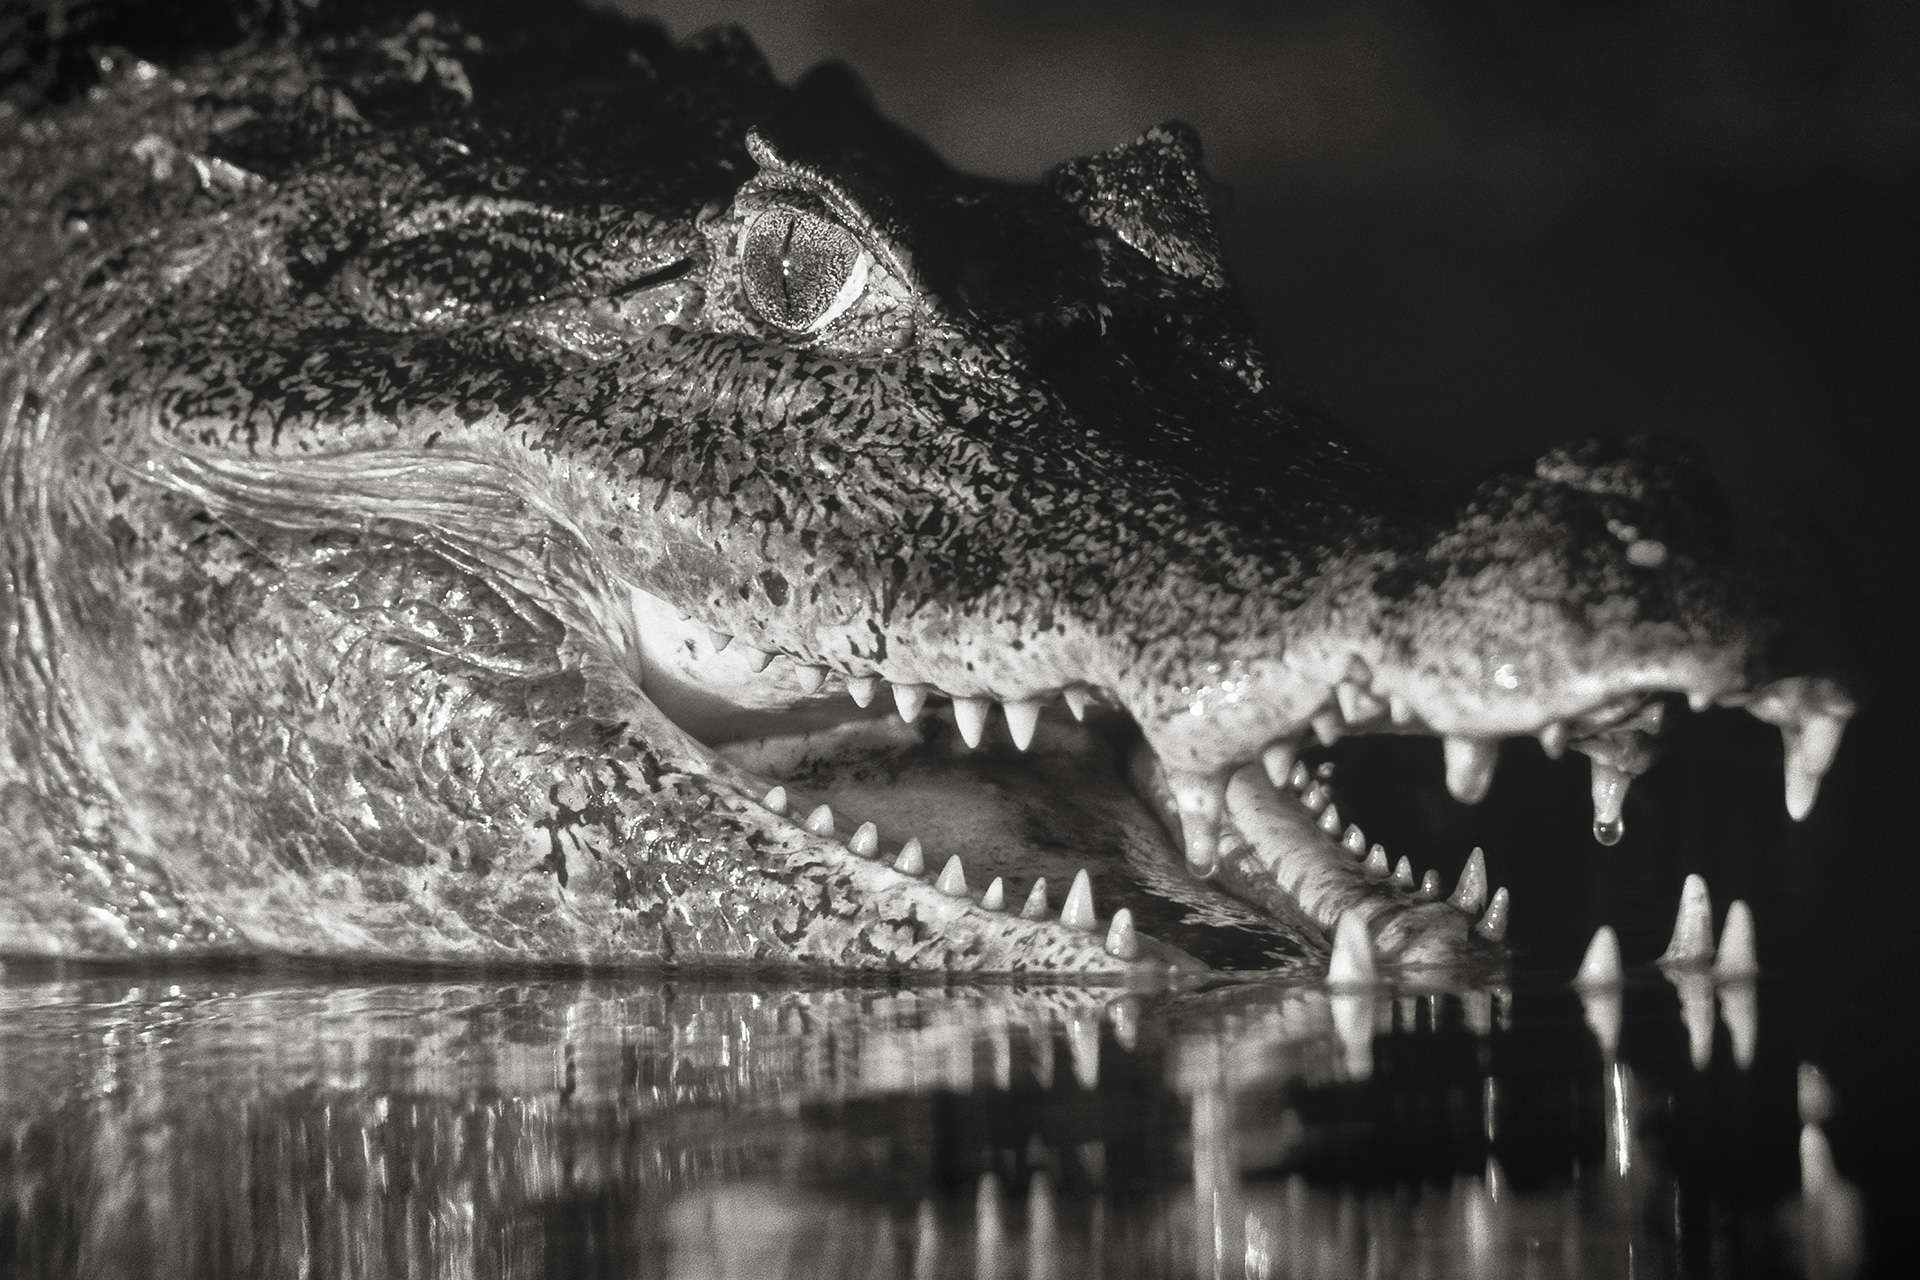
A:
[0,8,1833,973]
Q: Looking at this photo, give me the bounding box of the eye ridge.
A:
[741,206,869,333]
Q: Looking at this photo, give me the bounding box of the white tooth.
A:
[892,682,928,723]
[936,855,969,897]
[953,696,991,748]
[1336,680,1385,725]
[1104,908,1140,959]
[1302,784,1329,815]
[893,837,925,876]
[1316,760,1336,780]
[1390,855,1414,889]
[1063,686,1093,721]
[1389,693,1415,725]
[1573,925,1624,989]
[1363,845,1389,879]
[1797,1063,1836,1126]
[1449,847,1489,914]
[1312,709,1344,744]
[1659,873,1715,966]
[804,804,835,836]
[794,664,827,694]
[1061,869,1096,930]
[706,628,733,652]
[1342,824,1367,855]
[848,821,880,858]
[847,675,879,707]
[1783,712,1846,821]
[1067,1014,1100,1089]
[1020,877,1050,920]
[1419,869,1442,900]
[1581,985,1623,1061]
[1590,760,1630,846]
[1672,971,1715,1070]
[1714,899,1760,978]
[1722,981,1758,1069]
[740,645,774,673]
[1539,721,1569,759]
[1327,911,1377,988]
[1262,742,1298,789]
[1689,689,1713,712]
[1003,699,1042,751]
[1288,760,1312,791]
[981,877,1005,911]
[1318,803,1343,835]
[1443,737,1498,804]
[762,785,789,815]
[1474,887,1510,942]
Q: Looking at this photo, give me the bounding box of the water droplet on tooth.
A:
[1104,908,1139,959]
[1003,699,1041,751]
[848,821,879,858]
[981,877,1005,911]
[1318,803,1343,835]
[1342,824,1367,855]
[892,682,928,723]
[1060,869,1096,930]
[847,675,880,707]
[1419,869,1442,900]
[1449,847,1489,914]
[1443,737,1498,804]
[762,785,789,815]
[1262,742,1298,789]
[794,665,827,694]
[804,804,835,836]
[936,855,969,897]
[1590,760,1630,845]
[953,696,991,748]
[1020,878,1050,920]
[1390,855,1414,889]
[1660,873,1715,966]
[893,838,925,876]
[1573,924,1623,988]
[1782,712,1846,821]
[1715,899,1760,978]
[1327,911,1377,988]
[1363,845,1389,879]
[707,628,733,652]
[1062,686,1093,721]
[740,645,774,673]
[1474,886,1509,941]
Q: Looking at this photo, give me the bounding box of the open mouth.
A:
[606,583,1852,975]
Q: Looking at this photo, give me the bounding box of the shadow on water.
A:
[0,959,1867,1278]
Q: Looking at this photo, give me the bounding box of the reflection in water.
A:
[0,965,1862,1278]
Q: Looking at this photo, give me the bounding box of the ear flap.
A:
[1048,121,1226,288]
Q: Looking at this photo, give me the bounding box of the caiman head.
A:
[0,11,1853,973]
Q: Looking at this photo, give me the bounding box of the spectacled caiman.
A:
[0,2,1856,974]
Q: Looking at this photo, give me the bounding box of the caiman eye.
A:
[740,207,871,333]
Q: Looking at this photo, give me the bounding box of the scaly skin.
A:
[0,5,1853,973]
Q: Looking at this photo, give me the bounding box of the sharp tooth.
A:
[1020,878,1050,920]
[1783,712,1846,821]
[1589,760,1629,846]
[1067,1014,1100,1089]
[1473,887,1510,942]
[1714,899,1760,978]
[1363,845,1389,879]
[1327,911,1377,988]
[1389,693,1415,725]
[1312,709,1344,744]
[848,820,880,858]
[1104,908,1140,959]
[740,644,774,673]
[1442,737,1498,804]
[1797,1063,1836,1127]
[706,628,733,652]
[981,877,1005,911]
[1317,802,1343,835]
[893,838,925,876]
[1003,699,1042,751]
[1261,742,1298,789]
[1539,721,1569,760]
[794,664,827,694]
[1063,686,1093,721]
[1449,847,1489,914]
[1689,689,1713,712]
[1722,981,1758,1069]
[936,855,969,897]
[1390,855,1414,889]
[1060,869,1096,930]
[1659,873,1715,966]
[892,682,928,723]
[1288,761,1312,791]
[1170,773,1226,876]
[1302,784,1329,815]
[1316,760,1336,780]
[762,785,789,815]
[1418,869,1442,900]
[1342,824,1367,855]
[804,804,835,836]
[847,675,880,707]
[1336,680,1386,725]
[1573,924,1623,989]
[953,696,991,748]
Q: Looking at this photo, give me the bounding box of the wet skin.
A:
[0,9,1853,974]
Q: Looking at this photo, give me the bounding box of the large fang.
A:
[1589,760,1630,846]
[1327,911,1377,988]
[1573,925,1624,988]
[1170,772,1227,876]
[953,696,991,748]
[1061,869,1097,930]
[1659,873,1715,966]
[1473,887,1510,942]
[1261,742,1298,789]
[1003,700,1042,751]
[893,838,926,876]
[1021,878,1050,920]
[847,675,879,707]
[1783,713,1846,821]
[892,682,929,723]
[804,804,836,836]
[1105,908,1140,959]
[936,855,970,897]
[1449,847,1489,914]
[1715,900,1760,978]
[848,821,880,858]
[1442,737,1498,804]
